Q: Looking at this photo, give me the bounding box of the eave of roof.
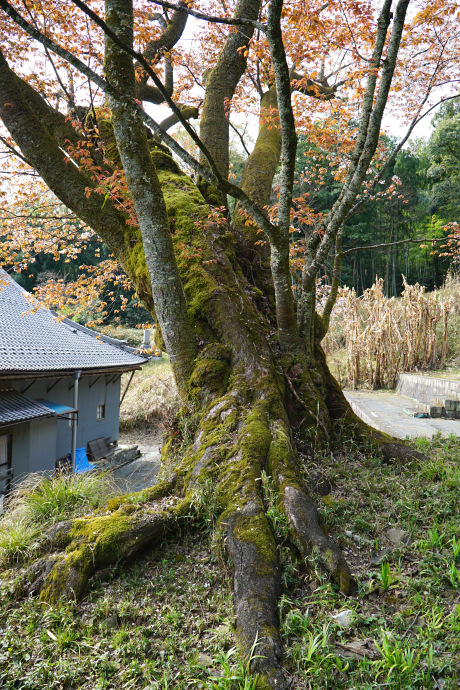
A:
[0,390,56,427]
[0,365,145,380]
[0,271,151,374]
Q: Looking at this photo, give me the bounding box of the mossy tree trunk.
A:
[0,0,415,686]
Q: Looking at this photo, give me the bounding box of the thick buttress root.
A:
[282,487,351,591]
[268,419,352,594]
[225,507,286,689]
[20,487,190,604]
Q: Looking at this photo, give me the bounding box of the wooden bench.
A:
[86,437,117,463]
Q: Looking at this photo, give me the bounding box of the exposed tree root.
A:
[225,507,286,688]
[20,495,190,604]
[282,487,351,592]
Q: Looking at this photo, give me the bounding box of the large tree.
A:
[0,0,459,686]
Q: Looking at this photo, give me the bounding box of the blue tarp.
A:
[74,447,94,473]
[34,399,75,415]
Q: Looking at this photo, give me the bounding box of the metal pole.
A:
[120,370,135,406]
[71,370,81,470]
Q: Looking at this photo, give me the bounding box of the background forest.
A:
[293,96,460,297]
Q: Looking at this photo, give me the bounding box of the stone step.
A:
[414,401,444,418]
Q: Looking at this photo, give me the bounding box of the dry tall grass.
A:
[323,277,453,389]
[119,358,180,429]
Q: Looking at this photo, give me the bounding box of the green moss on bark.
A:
[188,344,231,402]
[233,513,278,577]
[39,547,93,604]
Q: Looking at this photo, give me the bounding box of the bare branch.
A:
[229,120,251,157]
[0,133,31,166]
[147,0,265,30]
[342,237,446,256]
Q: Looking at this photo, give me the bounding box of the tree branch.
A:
[290,71,345,100]
[342,237,446,256]
[301,0,410,295]
[0,0,281,246]
[346,50,454,221]
[349,0,393,168]
[0,50,129,256]
[229,120,251,157]
[158,103,199,131]
[266,0,297,237]
[265,0,302,351]
[142,0,189,65]
[198,0,261,180]
[104,0,197,394]
[148,0,265,30]
[69,0,222,181]
[0,133,31,166]
[322,228,342,332]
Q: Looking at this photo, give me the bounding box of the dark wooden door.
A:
[0,433,13,499]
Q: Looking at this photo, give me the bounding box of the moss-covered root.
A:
[22,499,190,605]
[224,505,288,690]
[283,486,351,593]
[267,420,351,593]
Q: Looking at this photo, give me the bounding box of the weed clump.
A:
[0,471,118,567]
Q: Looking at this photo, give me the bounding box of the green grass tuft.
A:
[16,471,118,525]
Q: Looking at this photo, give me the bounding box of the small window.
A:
[97,404,105,421]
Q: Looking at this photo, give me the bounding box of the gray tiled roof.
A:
[0,390,55,426]
[0,271,148,374]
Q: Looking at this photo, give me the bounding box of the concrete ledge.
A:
[345,392,400,437]
[395,374,460,419]
[396,373,460,400]
[345,389,460,439]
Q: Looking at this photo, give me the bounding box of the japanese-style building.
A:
[0,270,150,504]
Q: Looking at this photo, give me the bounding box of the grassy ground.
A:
[1,434,459,689]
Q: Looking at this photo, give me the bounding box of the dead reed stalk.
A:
[323,277,451,389]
